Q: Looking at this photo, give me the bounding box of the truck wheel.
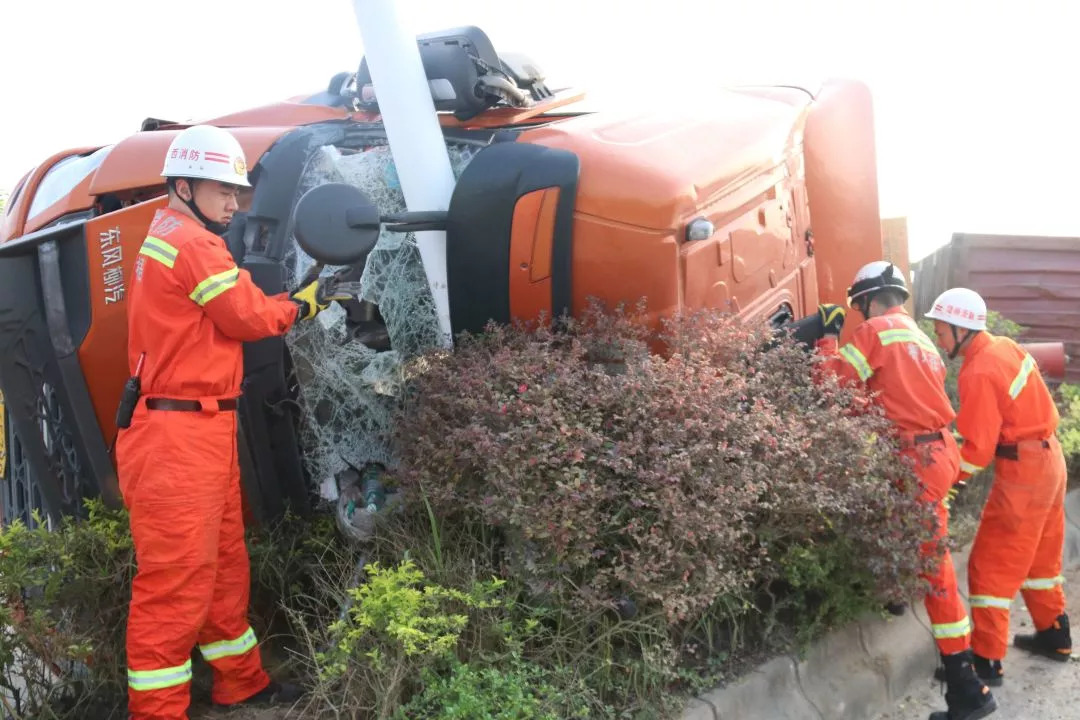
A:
[1,404,50,529]
[0,383,88,529]
[39,383,88,518]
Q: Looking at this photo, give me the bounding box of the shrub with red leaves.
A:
[393,302,940,626]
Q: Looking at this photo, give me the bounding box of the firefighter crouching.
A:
[116,125,331,720]
[926,287,1072,688]
[797,262,996,720]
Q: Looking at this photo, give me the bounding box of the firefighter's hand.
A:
[819,304,846,336]
[290,280,329,321]
[944,480,967,511]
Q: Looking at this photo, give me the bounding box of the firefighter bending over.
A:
[116,125,330,720]
[799,262,996,720]
[926,287,1071,688]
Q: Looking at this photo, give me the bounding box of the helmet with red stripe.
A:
[161,125,250,188]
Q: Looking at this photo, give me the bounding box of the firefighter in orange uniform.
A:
[803,262,996,720]
[116,125,329,720]
[926,287,1071,687]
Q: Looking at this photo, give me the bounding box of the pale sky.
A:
[2,0,1077,261]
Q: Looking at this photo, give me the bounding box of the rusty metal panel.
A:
[881,216,912,312]
[913,233,1080,383]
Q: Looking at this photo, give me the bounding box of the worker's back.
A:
[834,306,955,434]
[959,332,1060,446]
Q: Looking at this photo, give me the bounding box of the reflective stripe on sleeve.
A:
[839,344,873,381]
[139,236,179,269]
[877,328,939,355]
[190,267,240,306]
[128,659,192,692]
[1008,354,1037,399]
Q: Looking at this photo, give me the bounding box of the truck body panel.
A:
[0,30,892,526]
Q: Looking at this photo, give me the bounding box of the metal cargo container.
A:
[912,233,1080,383]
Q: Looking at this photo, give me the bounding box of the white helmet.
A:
[161,125,250,187]
[924,287,987,331]
[846,260,909,306]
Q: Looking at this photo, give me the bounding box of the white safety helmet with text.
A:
[160,125,251,188]
[924,287,987,331]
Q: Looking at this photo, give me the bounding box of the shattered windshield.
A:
[282,140,481,499]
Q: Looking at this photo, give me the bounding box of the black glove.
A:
[780,313,823,351]
[778,304,846,351]
[818,304,846,336]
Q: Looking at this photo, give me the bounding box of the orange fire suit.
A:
[955,331,1067,660]
[116,208,299,720]
[817,306,972,655]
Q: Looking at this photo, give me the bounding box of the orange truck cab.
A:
[0,25,889,527]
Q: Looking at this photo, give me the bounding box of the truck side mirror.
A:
[292,183,382,265]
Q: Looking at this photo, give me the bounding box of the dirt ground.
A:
[189,697,293,719]
[190,706,291,719]
[875,566,1080,720]
[187,673,297,720]
[190,706,288,720]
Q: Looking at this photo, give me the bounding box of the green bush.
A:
[271,519,606,719]
[0,502,344,720]
[396,660,591,720]
[388,302,939,713]
[0,499,133,719]
[245,510,345,641]
[314,559,501,707]
[1054,382,1080,481]
[1,302,957,719]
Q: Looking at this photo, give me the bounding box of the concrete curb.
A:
[683,487,1080,720]
[1064,487,1080,568]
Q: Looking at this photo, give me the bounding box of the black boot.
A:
[933,653,1003,687]
[927,650,997,720]
[215,680,304,708]
[1013,613,1072,662]
[971,655,1004,686]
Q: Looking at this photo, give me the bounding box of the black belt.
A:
[145,398,239,412]
[995,439,1050,461]
[913,431,944,445]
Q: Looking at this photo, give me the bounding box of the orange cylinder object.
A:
[1021,342,1067,382]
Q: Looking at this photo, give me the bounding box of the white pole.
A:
[350,0,456,348]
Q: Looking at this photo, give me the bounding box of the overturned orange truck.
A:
[0,26,891,527]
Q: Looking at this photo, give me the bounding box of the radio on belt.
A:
[115,352,146,431]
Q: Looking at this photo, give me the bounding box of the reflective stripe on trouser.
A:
[922,503,972,655]
[128,659,193,693]
[907,434,972,656]
[118,407,270,719]
[968,435,1068,660]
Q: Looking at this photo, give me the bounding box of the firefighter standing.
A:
[926,287,1071,687]
[804,262,996,720]
[117,125,329,720]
